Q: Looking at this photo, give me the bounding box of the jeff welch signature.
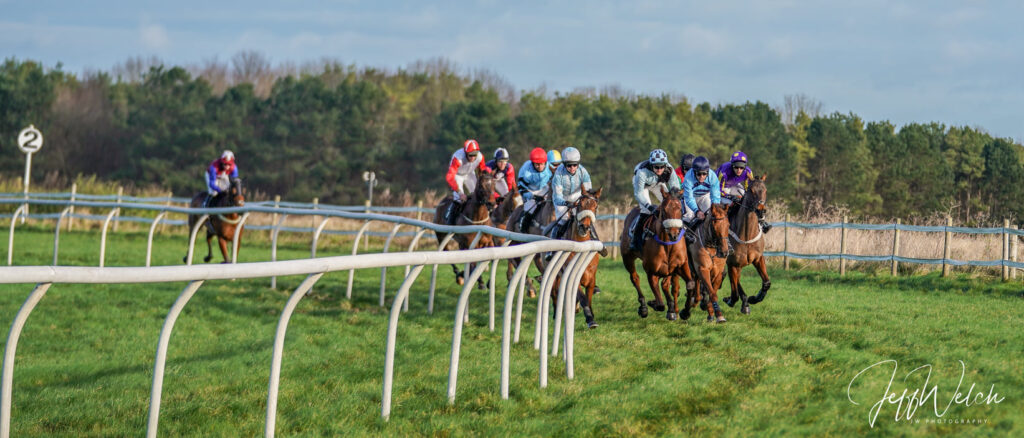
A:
[847,360,1005,427]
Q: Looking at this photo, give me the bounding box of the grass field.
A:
[1,227,1022,437]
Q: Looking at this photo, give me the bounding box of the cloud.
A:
[677,24,730,56]
[140,23,170,50]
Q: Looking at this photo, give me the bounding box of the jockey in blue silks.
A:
[681,156,721,241]
[629,148,682,251]
[515,147,551,232]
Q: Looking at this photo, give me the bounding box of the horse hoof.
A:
[723,296,735,307]
[587,322,599,329]
[647,300,666,312]
[742,306,750,315]
[456,277,465,286]
[527,289,537,299]
[717,316,727,323]
[748,296,761,305]
[706,315,714,322]
[667,312,678,321]
[638,306,648,318]
[182,256,187,264]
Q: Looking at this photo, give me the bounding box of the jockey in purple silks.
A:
[716,151,771,233]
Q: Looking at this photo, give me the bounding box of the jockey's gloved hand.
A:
[452,191,463,203]
[640,203,653,214]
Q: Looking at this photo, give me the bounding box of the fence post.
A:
[1003,219,1010,281]
[68,183,77,231]
[611,207,619,260]
[839,214,847,276]
[161,191,172,233]
[272,195,281,238]
[113,186,124,231]
[1012,225,1019,281]
[312,197,319,230]
[416,200,423,222]
[783,213,790,270]
[364,200,372,250]
[891,218,901,276]
[942,216,952,277]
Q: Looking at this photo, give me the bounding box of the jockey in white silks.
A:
[205,150,238,206]
[628,148,682,251]
[547,146,592,239]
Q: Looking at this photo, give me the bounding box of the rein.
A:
[729,191,764,244]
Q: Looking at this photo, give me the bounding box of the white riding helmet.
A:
[562,147,581,165]
[221,150,235,163]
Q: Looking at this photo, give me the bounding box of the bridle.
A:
[571,194,598,238]
[462,178,496,225]
[652,199,684,246]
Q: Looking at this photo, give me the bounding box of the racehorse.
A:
[184,178,245,263]
[619,187,694,320]
[542,186,603,329]
[433,171,497,287]
[504,194,556,298]
[490,191,523,246]
[723,175,771,314]
[683,203,731,323]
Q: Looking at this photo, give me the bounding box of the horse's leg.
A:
[711,265,727,323]
[723,264,741,308]
[645,273,666,312]
[203,232,214,263]
[622,255,648,318]
[451,264,464,285]
[748,255,771,306]
[698,264,717,322]
[217,235,230,263]
[666,275,679,321]
[581,281,597,329]
[184,216,195,263]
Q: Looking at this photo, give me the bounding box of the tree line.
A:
[2,56,1022,224]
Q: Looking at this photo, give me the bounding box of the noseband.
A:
[652,204,684,246]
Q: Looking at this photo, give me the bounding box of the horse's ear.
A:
[593,187,602,199]
[758,174,767,182]
[660,186,669,200]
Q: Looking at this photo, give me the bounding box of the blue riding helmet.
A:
[692,156,711,173]
[649,149,669,166]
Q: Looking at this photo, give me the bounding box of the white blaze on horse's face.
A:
[662,219,683,229]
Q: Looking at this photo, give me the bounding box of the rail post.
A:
[891,218,901,276]
[839,214,847,275]
[611,207,619,260]
[783,213,790,270]
[1003,219,1010,281]
[416,200,423,222]
[112,186,123,232]
[942,216,952,277]
[1012,225,1019,281]
[67,183,77,231]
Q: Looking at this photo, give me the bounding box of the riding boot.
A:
[760,219,772,233]
[519,208,533,233]
[629,213,650,251]
[684,219,698,244]
[445,200,463,225]
[203,194,212,208]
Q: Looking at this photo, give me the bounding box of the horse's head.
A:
[573,186,602,239]
[741,174,767,214]
[474,172,496,210]
[708,203,731,258]
[658,186,684,242]
[228,178,245,207]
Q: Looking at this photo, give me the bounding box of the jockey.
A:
[486,147,517,201]
[716,150,770,232]
[547,149,562,172]
[674,153,695,182]
[205,150,238,206]
[681,156,721,240]
[547,146,592,240]
[443,139,493,225]
[629,149,682,251]
[516,147,551,232]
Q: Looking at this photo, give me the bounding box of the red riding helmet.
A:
[463,139,480,155]
[529,147,547,164]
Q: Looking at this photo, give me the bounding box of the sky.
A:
[3,0,1022,142]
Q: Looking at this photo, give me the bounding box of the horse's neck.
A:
[466,198,489,222]
[732,208,758,239]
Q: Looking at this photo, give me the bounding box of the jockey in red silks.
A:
[443,139,493,224]
[486,147,517,201]
[205,150,238,206]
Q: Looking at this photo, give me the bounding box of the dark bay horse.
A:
[683,203,731,323]
[619,187,694,320]
[723,176,771,314]
[490,191,523,246]
[184,178,245,263]
[542,187,603,329]
[504,195,556,298]
[433,172,497,286]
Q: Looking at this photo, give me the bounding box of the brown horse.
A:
[543,187,603,328]
[619,187,694,320]
[433,171,497,286]
[490,191,523,246]
[503,195,556,298]
[184,178,246,263]
[723,176,771,314]
[683,203,731,323]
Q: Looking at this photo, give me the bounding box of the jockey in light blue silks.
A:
[681,156,721,241]
[515,147,551,233]
[629,148,682,251]
[547,146,592,239]
[205,150,238,206]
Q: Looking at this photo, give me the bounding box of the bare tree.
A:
[112,55,163,83]
[231,50,276,97]
[189,56,230,95]
[780,93,823,126]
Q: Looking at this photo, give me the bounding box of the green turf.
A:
[1,227,1022,437]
